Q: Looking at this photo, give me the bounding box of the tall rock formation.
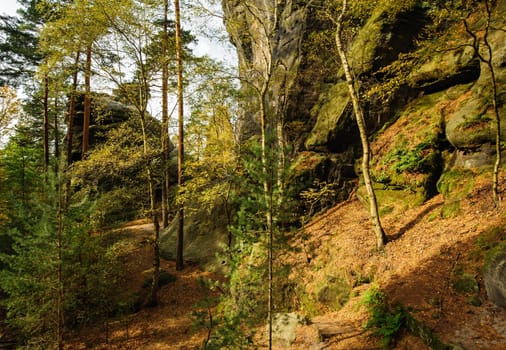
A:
[223,0,505,209]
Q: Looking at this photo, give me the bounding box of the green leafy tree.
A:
[183,60,239,246]
[0,86,19,140]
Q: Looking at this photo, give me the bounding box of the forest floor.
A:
[65,220,224,350]
[67,175,506,349]
[288,175,506,349]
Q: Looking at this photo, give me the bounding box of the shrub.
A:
[361,286,406,348]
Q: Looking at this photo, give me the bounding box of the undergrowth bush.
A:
[360,286,406,348]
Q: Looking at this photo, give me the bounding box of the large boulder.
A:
[270,313,306,347]
[444,29,506,167]
[484,248,506,307]
[70,93,133,162]
[160,201,230,271]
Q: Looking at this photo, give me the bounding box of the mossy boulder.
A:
[348,0,427,74]
[305,83,354,151]
[409,45,479,94]
[160,201,230,271]
[444,29,506,166]
[370,92,446,209]
[484,246,506,307]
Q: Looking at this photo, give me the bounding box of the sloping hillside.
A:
[65,170,506,349]
[287,173,506,349]
[65,222,224,350]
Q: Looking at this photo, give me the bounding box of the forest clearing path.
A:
[66,220,222,350]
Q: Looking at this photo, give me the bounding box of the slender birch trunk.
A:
[335,0,386,250]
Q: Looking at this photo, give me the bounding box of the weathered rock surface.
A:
[270,313,306,347]
[71,93,133,162]
[484,249,506,307]
[160,201,230,271]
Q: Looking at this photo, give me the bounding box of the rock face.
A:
[222,0,506,200]
[484,249,506,307]
[270,313,305,347]
[166,0,505,267]
[70,93,132,162]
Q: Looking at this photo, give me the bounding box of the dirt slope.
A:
[67,174,506,349]
[65,221,223,350]
[289,175,506,349]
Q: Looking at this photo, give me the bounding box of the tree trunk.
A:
[335,0,386,251]
[56,174,64,350]
[82,45,92,159]
[174,0,185,271]
[140,111,161,307]
[483,1,501,206]
[66,51,80,167]
[161,0,170,228]
[54,97,59,176]
[43,75,49,185]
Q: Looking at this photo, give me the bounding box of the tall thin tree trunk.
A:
[483,0,501,206]
[54,97,59,176]
[161,0,170,228]
[43,75,49,185]
[174,0,185,271]
[82,45,92,159]
[335,0,386,251]
[490,60,501,206]
[56,173,64,350]
[64,51,80,209]
[140,111,161,307]
[66,51,80,167]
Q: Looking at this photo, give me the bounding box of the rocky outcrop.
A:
[444,28,506,168]
[70,93,132,162]
[174,0,506,265]
[160,201,230,271]
[484,248,506,307]
[223,0,308,139]
[223,0,505,193]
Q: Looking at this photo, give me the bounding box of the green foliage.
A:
[472,226,506,272]
[300,180,340,218]
[436,168,476,218]
[182,64,238,216]
[69,116,159,228]
[316,275,351,311]
[475,226,505,250]
[89,187,140,228]
[384,139,434,173]
[0,190,131,347]
[199,133,296,347]
[452,272,479,294]
[361,286,406,348]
